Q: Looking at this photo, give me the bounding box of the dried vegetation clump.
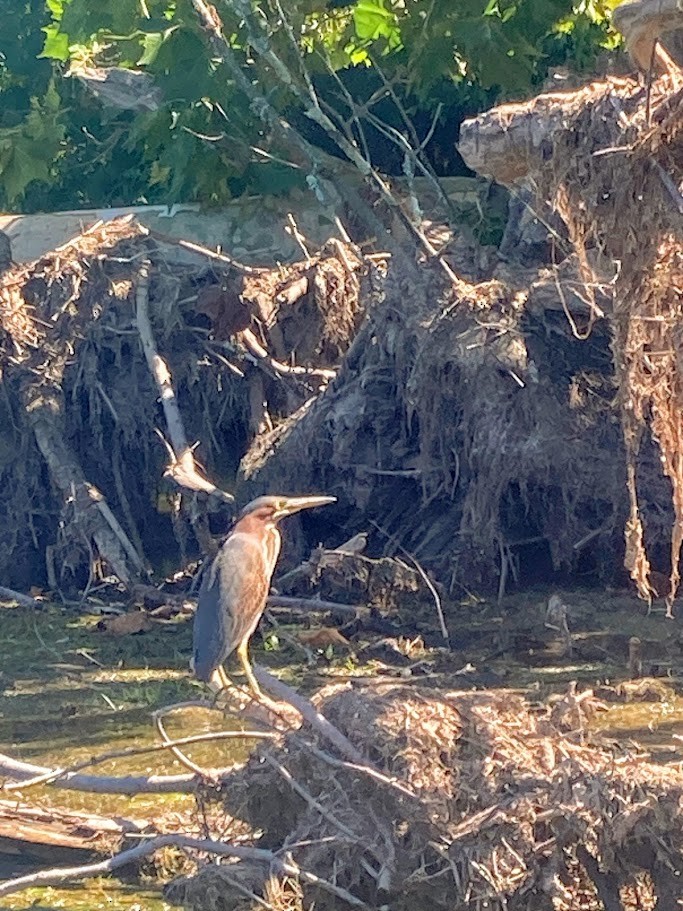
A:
[536,74,683,612]
[5,59,683,606]
[169,684,683,911]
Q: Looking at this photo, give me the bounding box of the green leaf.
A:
[39,25,70,61]
[0,83,65,202]
[138,32,163,66]
[46,0,66,18]
[1,138,49,201]
[353,0,401,45]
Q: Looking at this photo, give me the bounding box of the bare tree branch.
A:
[2,727,277,792]
[189,0,466,286]
[240,328,336,381]
[0,832,368,907]
[135,260,234,504]
[267,595,360,616]
[0,750,215,794]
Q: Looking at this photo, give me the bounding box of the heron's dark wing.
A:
[192,533,270,682]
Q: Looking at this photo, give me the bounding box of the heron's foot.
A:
[206,666,232,694]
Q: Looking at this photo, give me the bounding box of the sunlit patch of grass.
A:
[0,879,174,911]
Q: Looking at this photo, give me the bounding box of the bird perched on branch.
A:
[192,494,336,697]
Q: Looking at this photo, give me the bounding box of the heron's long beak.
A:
[275,495,336,518]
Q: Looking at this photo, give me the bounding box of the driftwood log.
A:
[0,800,148,865]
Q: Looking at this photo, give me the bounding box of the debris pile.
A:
[168,683,683,910]
[0,220,366,590]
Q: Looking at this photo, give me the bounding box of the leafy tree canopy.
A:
[0,0,621,213]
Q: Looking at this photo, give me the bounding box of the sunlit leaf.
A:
[39,25,70,61]
[353,0,401,45]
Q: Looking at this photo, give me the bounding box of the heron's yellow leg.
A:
[207,665,232,693]
[237,640,263,698]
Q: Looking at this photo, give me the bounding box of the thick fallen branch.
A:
[0,799,146,855]
[0,750,211,794]
[2,727,277,792]
[267,595,360,616]
[0,585,43,609]
[21,385,144,586]
[254,667,365,764]
[0,833,368,907]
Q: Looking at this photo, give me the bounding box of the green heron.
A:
[192,494,336,696]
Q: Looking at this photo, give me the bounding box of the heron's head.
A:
[237,494,336,525]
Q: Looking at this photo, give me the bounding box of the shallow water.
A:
[3,879,173,911]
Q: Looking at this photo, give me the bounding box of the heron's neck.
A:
[263,522,282,573]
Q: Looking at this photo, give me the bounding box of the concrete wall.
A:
[0,196,339,265]
[0,177,488,265]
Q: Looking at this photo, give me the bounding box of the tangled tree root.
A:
[240,255,635,594]
[460,69,683,610]
[167,683,683,911]
[541,77,683,614]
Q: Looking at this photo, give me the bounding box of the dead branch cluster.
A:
[239,252,629,597]
[2,170,675,604]
[0,194,633,602]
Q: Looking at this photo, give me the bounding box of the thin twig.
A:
[153,703,223,779]
[148,228,268,274]
[263,754,358,838]
[369,520,449,643]
[230,677,417,801]
[297,739,418,801]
